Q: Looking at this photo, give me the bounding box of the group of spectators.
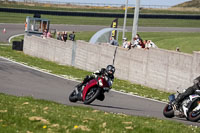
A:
[122,34,157,50]
[42,30,75,42]
[109,33,157,50]
[41,29,52,38]
[56,31,75,42]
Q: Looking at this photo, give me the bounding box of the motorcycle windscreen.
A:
[169,94,175,102]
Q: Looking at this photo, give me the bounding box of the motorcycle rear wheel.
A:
[84,87,101,104]
[69,90,78,102]
[163,104,174,118]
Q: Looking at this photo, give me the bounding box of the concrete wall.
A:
[24,35,200,92]
[23,35,73,66]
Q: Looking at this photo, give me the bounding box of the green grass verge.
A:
[0,93,199,133]
[1,12,200,28]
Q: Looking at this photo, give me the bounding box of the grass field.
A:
[122,32,200,54]
[1,12,200,28]
[76,31,200,54]
[1,93,199,133]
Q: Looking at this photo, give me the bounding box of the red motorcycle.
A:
[69,76,111,104]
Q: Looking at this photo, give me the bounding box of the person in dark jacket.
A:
[69,31,75,41]
[63,31,68,42]
[76,65,115,91]
[173,76,200,109]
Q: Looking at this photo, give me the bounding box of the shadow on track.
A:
[89,103,143,112]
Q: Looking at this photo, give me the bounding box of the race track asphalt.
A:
[0,57,199,126]
[1,23,200,42]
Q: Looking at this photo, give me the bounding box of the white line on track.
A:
[8,34,25,43]
[0,56,167,104]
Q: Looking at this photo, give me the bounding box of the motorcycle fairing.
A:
[82,79,98,101]
[187,97,200,113]
[189,94,200,101]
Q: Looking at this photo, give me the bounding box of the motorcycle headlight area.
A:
[98,79,103,87]
[168,94,175,102]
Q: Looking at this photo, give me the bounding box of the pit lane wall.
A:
[23,35,200,92]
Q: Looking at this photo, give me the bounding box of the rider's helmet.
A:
[106,65,115,76]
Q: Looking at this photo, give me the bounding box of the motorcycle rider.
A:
[76,65,115,93]
[172,76,200,109]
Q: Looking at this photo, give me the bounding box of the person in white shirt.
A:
[122,38,128,48]
[146,40,157,48]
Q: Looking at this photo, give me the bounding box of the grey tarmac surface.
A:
[0,57,199,126]
[1,23,200,42]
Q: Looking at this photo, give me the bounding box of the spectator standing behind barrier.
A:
[138,39,145,48]
[47,31,52,38]
[57,32,62,40]
[146,40,157,48]
[122,38,131,49]
[132,34,142,48]
[132,37,138,47]
[176,47,180,52]
[63,31,68,42]
[135,34,142,42]
[69,31,75,41]
[110,37,119,46]
[42,29,47,39]
[122,38,128,48]
[144,40,148,49]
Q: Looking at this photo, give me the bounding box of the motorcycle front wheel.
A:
[163,104,175,118]
[188,111,200,122]
[187,100,200,122]
[69,90,78,102]
[84,87,101,104]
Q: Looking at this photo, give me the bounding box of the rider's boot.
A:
[76,75,90,91]
[76,83,83,91]
[76,84,86,100]
[171,100,182,116]
[171,100,179,110]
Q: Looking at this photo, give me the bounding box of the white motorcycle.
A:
[163,90,200,122]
